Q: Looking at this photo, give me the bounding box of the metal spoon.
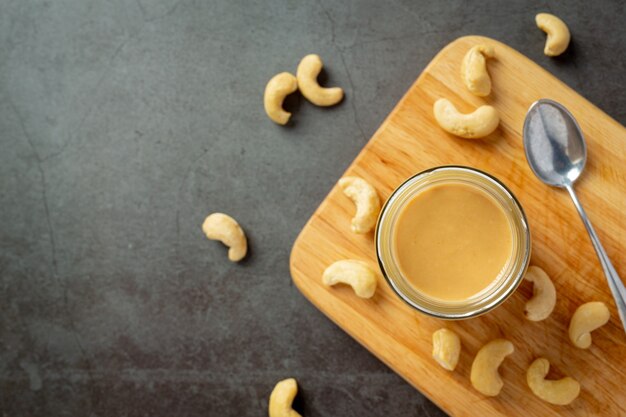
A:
[523,98,626,333]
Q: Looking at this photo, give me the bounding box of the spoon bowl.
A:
[523,99,587,187]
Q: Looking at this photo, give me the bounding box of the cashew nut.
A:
[432,328,461,371]
[536,13,571,57]
[338,176,381,234]
[523,266,556,321]
[568,301,610,349]
[202,213,247,262]
[461,45,495,97]
[269,378,302,417]
[322,260,378,298]
[470,339,514,396]
[433,98,499,139]
[526,358,580,405]
[296,54,344,106]
[264,72,298,125]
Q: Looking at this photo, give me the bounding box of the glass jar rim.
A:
[375,165,531,319]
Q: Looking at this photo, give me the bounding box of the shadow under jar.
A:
[376,166,531,319]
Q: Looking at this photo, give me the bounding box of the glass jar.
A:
[376,166,531,319]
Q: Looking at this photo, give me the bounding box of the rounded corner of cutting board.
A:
[289,236,305,283]
[412,34,518,94]
[429,35,528,68]
[289,220,316,298]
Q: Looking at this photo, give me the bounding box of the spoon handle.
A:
[566,185,626,333]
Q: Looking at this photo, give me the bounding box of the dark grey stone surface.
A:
[0,0,624,415]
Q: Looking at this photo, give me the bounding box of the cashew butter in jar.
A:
[376,166,530,319]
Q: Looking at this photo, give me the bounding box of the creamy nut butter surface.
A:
[393,183,513,301]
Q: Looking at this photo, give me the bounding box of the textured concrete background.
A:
[1,0,624,415]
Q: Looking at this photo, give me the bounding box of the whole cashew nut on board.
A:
[296,54,344,106]
[524,266,557,321]
[338,176,381,234]
[433,98,499,139]
[432,328,461,371]
[202,213,247,262]
[536,13,571,56]
[322,260,378,299]
[568,301,610,349]
[269,378,302,417]
[470,339,514,396]
[461,45,495,96]
[264,72,298,125]
[527,358,580,405]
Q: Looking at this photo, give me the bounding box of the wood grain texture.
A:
[289,36,626,417]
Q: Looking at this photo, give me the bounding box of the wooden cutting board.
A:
[289,36,626,416]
